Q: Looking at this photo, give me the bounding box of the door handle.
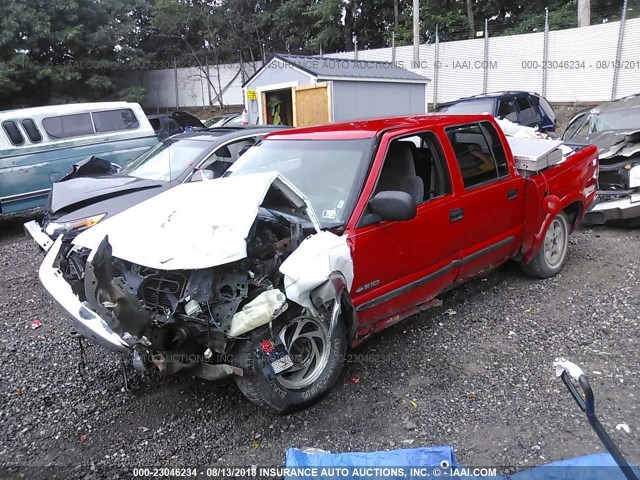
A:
[507,188,518,200]
[449,208,464,222]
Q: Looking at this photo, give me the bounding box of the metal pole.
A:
[392,31,396,64]
[543,8,549,97]
[433,25,439,109]
[612,0,628,100]
[483,18,489,94]
[413,0,420,67]
[173,57,179,110]
[206,56,212,106]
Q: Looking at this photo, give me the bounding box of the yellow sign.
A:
[247,89,257,100]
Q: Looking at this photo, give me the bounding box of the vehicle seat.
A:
[376,143,424,204]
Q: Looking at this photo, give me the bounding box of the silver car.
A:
[563,94,640,225]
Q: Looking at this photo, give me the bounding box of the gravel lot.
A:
[0,210,638,477]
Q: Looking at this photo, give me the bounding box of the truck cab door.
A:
[444,121,525,281]
[348,131,462,332]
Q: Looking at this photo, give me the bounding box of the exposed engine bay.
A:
[57,212,308,375]
[597,131,640,199]
[582,130,640,225]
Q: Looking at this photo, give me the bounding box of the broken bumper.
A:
[24,220,54,252]
[583,193,640,225]
[39,236,130,354]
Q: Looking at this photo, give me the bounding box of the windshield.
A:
[226,138,373,227]
[438,99,496,115]
[122,138,212,181]
[584,107,640,134]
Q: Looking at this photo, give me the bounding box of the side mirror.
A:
[190,170,214,182]
[368,191,416,222]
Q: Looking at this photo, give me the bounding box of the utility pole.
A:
[413,0,420,67]
[173,57,179,110]
[578,0,591,27]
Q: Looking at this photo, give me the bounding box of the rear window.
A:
[21,119,42,143]
[43,113,93,139]
[93,109,139,133]
[2,121,25,146]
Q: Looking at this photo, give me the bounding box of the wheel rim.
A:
[543,217,567,268]
[276,315,330,390]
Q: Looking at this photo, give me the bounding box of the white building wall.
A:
[328,18,640,104]
[127,62,260,109]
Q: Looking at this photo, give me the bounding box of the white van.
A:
[0,102,158,214]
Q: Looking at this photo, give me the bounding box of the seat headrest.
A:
[385,143,416,176]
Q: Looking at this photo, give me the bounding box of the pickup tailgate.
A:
[520,144,598,262]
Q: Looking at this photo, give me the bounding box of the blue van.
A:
[0,102,158,214]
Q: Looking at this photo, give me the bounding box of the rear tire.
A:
[233,312,347,413]
[521,211,570,279]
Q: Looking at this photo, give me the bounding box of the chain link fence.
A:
[329,0,640,107]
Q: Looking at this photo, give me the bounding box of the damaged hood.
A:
[50,175,165,214]
[73,172,320,270]
[576,129,640,160]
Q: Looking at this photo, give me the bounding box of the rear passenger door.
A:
[445,121,525,281]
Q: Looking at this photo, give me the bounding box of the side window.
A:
[375,132,450,204]
[497,100,518,122]
[43,113,93,139]
[21,119,42,143]
[562,113,587,140]
[92,109,140,133]
[168,119,182,135]
[2,121,25,146]
[516,96,540,126]
[201,138,257,177]
[538,96,555,121]
[446,122,507,189]
[480,121,508,177]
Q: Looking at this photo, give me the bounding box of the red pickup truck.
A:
[40,114,598,412]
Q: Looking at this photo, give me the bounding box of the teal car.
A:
[0,102,158,214]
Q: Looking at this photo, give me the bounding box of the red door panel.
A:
[350,195,462,331]
[457,176,524,280]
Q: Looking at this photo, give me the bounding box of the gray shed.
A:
[242,54,430,127]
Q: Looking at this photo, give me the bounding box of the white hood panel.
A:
[73,172,317,270]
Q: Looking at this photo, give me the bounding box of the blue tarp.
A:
[285,447,640,480]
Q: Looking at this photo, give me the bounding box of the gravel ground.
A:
[0,210,638,477]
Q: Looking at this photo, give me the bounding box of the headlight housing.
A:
[45,213,106,237]
[629,164,640,189]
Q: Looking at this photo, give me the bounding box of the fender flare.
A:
[523,193,585,264]
[310,271,358,340]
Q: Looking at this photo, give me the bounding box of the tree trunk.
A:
[394,0,399,34]
[466,0,475,39]
[344,3,354,51]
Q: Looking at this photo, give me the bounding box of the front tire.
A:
[233,312,347,413]
[521,211,570,279]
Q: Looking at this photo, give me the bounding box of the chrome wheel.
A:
[276,315,330,390]
[544,217,568,268]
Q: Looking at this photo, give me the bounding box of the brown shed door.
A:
[293,83,331,127]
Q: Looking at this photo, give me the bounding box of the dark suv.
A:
[436,91,557,136]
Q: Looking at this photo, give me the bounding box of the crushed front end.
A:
[584,134,640,225]
[40,213,305,380]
